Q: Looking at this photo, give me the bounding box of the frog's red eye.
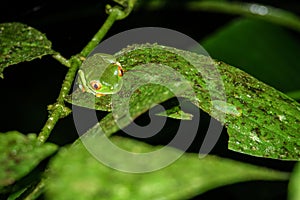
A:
[90,80,102,90]
[118,66,124,77]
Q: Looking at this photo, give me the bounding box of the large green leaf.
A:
[202,18,300,93]
[69,44,300,160]
[0,131,57,189]
[288,162,300,200]
[46,136,288,200]
[0,22,54,78]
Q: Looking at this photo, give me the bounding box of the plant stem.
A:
[37,108,61,144]
[38,11,118,143]
[80,6,123,57]
[80,2,137,57]
[57,58,81,102]
[52,53,71,67]
[37,5,135,143]
[37,58,78,143]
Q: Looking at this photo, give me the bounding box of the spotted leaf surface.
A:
[0,23,54,78]
[0,131,57,189]
[69,43,300,160]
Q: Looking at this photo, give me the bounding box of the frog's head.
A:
[78,61,124,97]
[90,62,124,96]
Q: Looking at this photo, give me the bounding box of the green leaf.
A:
[70,44,300,160]
[155,106,193,120]
[0,22,54,78]
[65,89,113,112]
[202,18,300,92]
[288,162,300,200]
[46,136,288,200]
[0,131,57,188]
[66,92,194,120]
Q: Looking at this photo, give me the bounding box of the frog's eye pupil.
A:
[90,80,102,90]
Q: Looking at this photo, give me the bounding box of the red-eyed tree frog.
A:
[77,53,124,97]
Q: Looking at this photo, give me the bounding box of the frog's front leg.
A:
[78,70,88,93]
[95,93,105,97]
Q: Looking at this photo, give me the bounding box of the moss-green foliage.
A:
[0,23,54,78]
[70,44,300,160]
[46,136,288,200]
[0,131,57,189]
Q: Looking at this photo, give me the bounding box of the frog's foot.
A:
[79,84,86,92]
[95,93,106,97]
[114,62,125,77]
[115,61,121,67]
[79,56,86,61]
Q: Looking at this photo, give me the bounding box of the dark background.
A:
[0,0,300,199]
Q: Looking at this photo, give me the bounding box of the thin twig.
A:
[52,53,71,67]
[80,6,126,57]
